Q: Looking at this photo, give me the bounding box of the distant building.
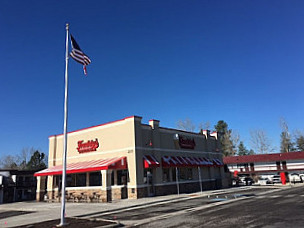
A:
[223,151,304,176]
[35,116,228,202]
[0,170,38,204]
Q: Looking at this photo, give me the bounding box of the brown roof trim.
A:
[224,151,304,164]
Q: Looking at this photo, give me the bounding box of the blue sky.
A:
[1,0,304,157]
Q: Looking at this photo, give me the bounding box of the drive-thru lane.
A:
[134,186,304,227]
[82,186,287,226]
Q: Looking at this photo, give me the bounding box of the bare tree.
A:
[198,121,211,131]
[0,147,42,170]
[279,118,292,153]
[250,129,275,154]
[0,155,19,169]
[231,130,240,151]
[17,147,35,170]
[176,118,196,132]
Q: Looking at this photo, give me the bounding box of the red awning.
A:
[212,158,224,167]
[143,155,160,168]
[162,156,215,167]
[197,157,214,166]
[34,157,127,177]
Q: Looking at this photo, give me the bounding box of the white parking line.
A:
[269,195,281,198]
[255,194,301,199]
[286,194,296,198]
[256,196,267,199]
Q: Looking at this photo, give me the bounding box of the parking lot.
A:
[1,184,302,227]
[137,184,304,228]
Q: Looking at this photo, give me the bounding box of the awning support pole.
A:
[198,166,203,193]
[175,167,179,195]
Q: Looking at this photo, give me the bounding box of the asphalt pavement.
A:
[0,184,302,227]
[135,185,304,228]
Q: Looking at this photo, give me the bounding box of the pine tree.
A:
[248,149,255,155]
[238,141,249,156]
[26,151,47,170]
[214,121,239,157]
[214,120,228,135]
[296,135,304,151]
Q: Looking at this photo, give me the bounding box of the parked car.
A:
[289,173,303,183]
[272,175,281,184]
[239,176,254,186]
[257,177,273,185]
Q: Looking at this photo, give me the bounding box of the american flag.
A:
[70,35,91,75]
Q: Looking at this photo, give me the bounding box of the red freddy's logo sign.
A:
[179,136,196,149]
[77,138,99,153]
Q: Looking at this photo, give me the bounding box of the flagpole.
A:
[59,23,69,227]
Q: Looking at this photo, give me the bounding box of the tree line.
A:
[177,118,304,157]
[0,147,47,170]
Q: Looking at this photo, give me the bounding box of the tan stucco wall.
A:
[48,116,138,186]
[49,116,137,164]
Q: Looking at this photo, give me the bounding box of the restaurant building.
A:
[35,116,226,202]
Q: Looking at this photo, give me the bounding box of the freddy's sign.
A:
[179,135,196,149]
[77,138,99,153]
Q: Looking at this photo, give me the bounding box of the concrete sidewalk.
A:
[0,184,302,228]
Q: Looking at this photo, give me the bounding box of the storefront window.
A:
[89,172,102,186]
[66,174,76,187]
[65,173,86,187]
[53,175,62,188]
[179,168,187,181]
[187,168,193,180]
[179,168,193,181]
[172,168,177,181]
[117,170,128,185]
[76,173,86,186]
[162,168,170,182]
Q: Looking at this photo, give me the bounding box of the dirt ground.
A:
[14,217,120,228]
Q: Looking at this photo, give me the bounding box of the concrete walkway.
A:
[0,184,302,227]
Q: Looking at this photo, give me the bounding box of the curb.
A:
[71,217,122,228]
